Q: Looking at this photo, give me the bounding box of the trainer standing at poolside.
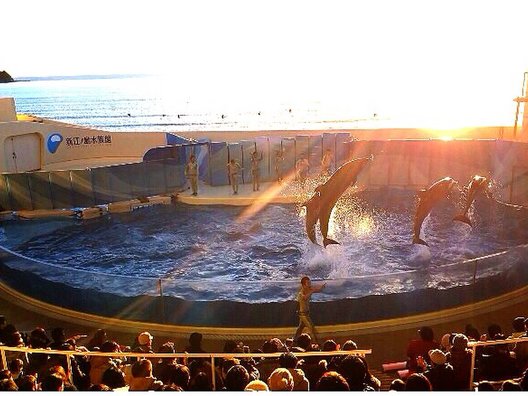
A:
[227,158,242,195]
[294,276,326,345]
[185,154,198,196]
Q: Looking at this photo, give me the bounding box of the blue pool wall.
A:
[1,136,528,211]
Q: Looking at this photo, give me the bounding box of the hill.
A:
[0,70,14,83]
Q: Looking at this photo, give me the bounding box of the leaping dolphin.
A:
[413,177,458,246]
[453,175,490,226]
[304,156,372,247]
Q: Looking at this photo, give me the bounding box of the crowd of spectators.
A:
[0,313,528,391]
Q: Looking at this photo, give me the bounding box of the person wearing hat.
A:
[134,332,153,354]
[422,349,455,391]
[447,333,473,391]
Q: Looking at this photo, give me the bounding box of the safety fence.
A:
[468,337,528,389]
[1,243,527,327]
[0,345,371,390]
[2,136,528,211]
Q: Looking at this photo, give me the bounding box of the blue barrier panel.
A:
[163,159,185,191]
[28,172,53,210]
[281,138,296,180]
[195,144,209,183]
[335,133,350,167]
[295,135,310,157]
[209,142,229,186]
[255,137,271,182]
[144,145,180,162]
[70,169,96,208]
[145,161,167,196]
[240,140,256,185]
[126,162,148,197]
[92,167,115,204]
[322,133,337,173]
[308,135,323,176]
[106,165,134,201]
[0,175,11,210]
[6,174,33,210]
[49,171,74,209]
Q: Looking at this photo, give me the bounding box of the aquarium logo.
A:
[47,133,63,153]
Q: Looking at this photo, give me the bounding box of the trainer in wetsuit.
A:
[294,276,326,345]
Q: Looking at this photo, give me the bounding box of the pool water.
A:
[2,189,526,303]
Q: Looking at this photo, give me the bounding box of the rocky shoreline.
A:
[0,70,14,83]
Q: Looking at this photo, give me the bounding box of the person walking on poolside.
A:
[250,150,262,191]
[294,276,326,345]
[227,158,242,194]
[184,154,199,196]
[275,149,285,184]
[320,148,334,177]
[295,155,310,188]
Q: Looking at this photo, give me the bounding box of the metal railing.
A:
[468,337,528,389]
[0,345,371,390]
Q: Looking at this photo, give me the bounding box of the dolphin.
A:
[304,156,372,247]
[412,176,458,246]
[453,175,490,226]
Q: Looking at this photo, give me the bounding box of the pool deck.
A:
[176,179,305,206]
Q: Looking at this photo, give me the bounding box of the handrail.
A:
[467,336,528,389]
[1,241,524,285]
[0,345,371,390]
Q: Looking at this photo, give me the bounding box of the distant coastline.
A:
[14,73,150,82]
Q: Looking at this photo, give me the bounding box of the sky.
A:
[2,0,528,127]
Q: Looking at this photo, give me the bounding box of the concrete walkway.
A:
[176,178,311,206]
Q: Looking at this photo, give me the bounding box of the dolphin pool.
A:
[1,189,527,305]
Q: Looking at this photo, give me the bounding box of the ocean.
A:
[0,74,388,133]
[0,74,517,132]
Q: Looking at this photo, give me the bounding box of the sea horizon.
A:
[0,73,519,133]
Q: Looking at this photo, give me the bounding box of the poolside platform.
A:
[176,179,305,206]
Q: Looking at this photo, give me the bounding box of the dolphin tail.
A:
[323,238,340,248]
[412,237,429,247]
[453,214,472,227]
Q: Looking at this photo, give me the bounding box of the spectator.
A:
[245,379,269,391]
[447,333,473,391]
[223,364,250,391]
[85,328,107,351]
[129,359,163,391]
[423,349,455,391]
[188,371,213,391]
[500,379,522,391]
[337,355,374,391]
[0,378,18,391]
[153,341,177,384]
[406,326,440,372]
[165,364,190,390]
[16,374,38,391]
[315,370,349,391]
[101,364,127,391]
[389,378,406,391]
[26,327,50,377]
[509,316,528,372]
[89,340,121,385]
[268,367,294,391]
[278,352,309,391]
[133,331,153,354]
[405,372,432,391]
[40,373,64,391]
